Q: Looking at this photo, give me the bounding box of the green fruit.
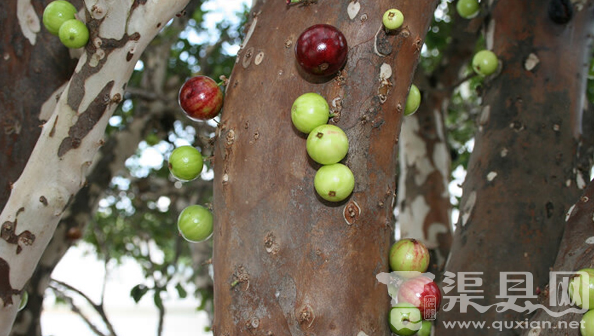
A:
[404,84,421,116]
[569,268,594,309]
[43,1,77,36]
[581,309,594,336]
[314,163,355,202]
[456,0,480,19]
[383,9,404,31]
[472,50,499,76]
[177,205,213,242]
[389,303,422,336]
[58,19,89,49]
[306,124,349,165]
[291,93,330,134]
[168,146,204,182]
[418,320,432,336]
[389,238,430,274]
[18,291,28,311]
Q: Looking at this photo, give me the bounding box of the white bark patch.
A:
[357,332,368,336]
[400,116,435,186]
[399,195,431,244]
[479,106,491,126]
[487,171,498,182]
[586,237,594,244]
[39,84,67,122]
[565,204,576,221]
[501,148,509,157]
[348,1,361,20]
[379,63,392,81]
[17,0,40,46]
[434,109,445,141]
[427,222,450,249]
[433,143,450,196]
[525,53,540,71]
[485,19,495,50]
[577,171,586,189]
[461,191,477,226]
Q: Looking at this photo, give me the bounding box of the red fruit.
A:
[295,24,348,77]
[397,276,442,318]
[178,76,223,120]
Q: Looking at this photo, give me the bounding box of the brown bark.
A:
[436,0,594,334]
[211,0,437,335]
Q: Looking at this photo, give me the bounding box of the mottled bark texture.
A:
[397,11,479,270]
[212,1,438,335]
[436,0,594,335]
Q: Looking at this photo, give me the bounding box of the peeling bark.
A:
[436,1,594,334]
[0,1,190,334]
[212,1,438,335]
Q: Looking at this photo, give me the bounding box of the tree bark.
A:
[0,1,190,334]
[436,0,594,334]
[212,0,437,335]
[397,9,479,269]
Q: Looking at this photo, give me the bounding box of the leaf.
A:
[130,284,149,303]
[175,283,188,299]
[154,290,164,310]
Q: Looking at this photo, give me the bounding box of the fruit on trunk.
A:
[314,163,355,202]
[389,238,430,274]
[418,320,432,336]
[472,50,499,76]
[306,124,349,165]
[388,303,422,336]
[404,84,421,116]
[291,93,330,134]
[581,309,594,336]
[58,19,89,49]
[383,9,404,31]
[295,24,348,77]
[168,146,204,182]
[178,76,224,121]
[43,1,77,36]
[569,268,594,309]
[177,205,213,242]
[456,0,480,19]
[397,275,442,318]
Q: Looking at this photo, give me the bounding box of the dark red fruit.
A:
[178,75,223,121]
[295,24,348,77]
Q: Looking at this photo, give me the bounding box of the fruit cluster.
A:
[387,238,441,336]
[568,268,594,335]
[43,1,89,49]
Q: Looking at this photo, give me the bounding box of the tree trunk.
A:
[397,9,479,269]
[0,1,190,334]
[436,0,594,334]
[211,0,437,335]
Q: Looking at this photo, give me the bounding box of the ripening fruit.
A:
[58,19,89,49]
[306,124,349,165]
[456,0,480,19]
[43,0,77,36]
[581,309,594,336]
[295,24,348,77]
[472,50,499,76]
[177,205,213,243]
[291,93,330,134]
[389,238,430,274]
[383,9,404,31]
[314,163,355,202]
[178,76,224,121]
[404,84,421,116]
[388,303,422,336]
[168,146,204,182]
